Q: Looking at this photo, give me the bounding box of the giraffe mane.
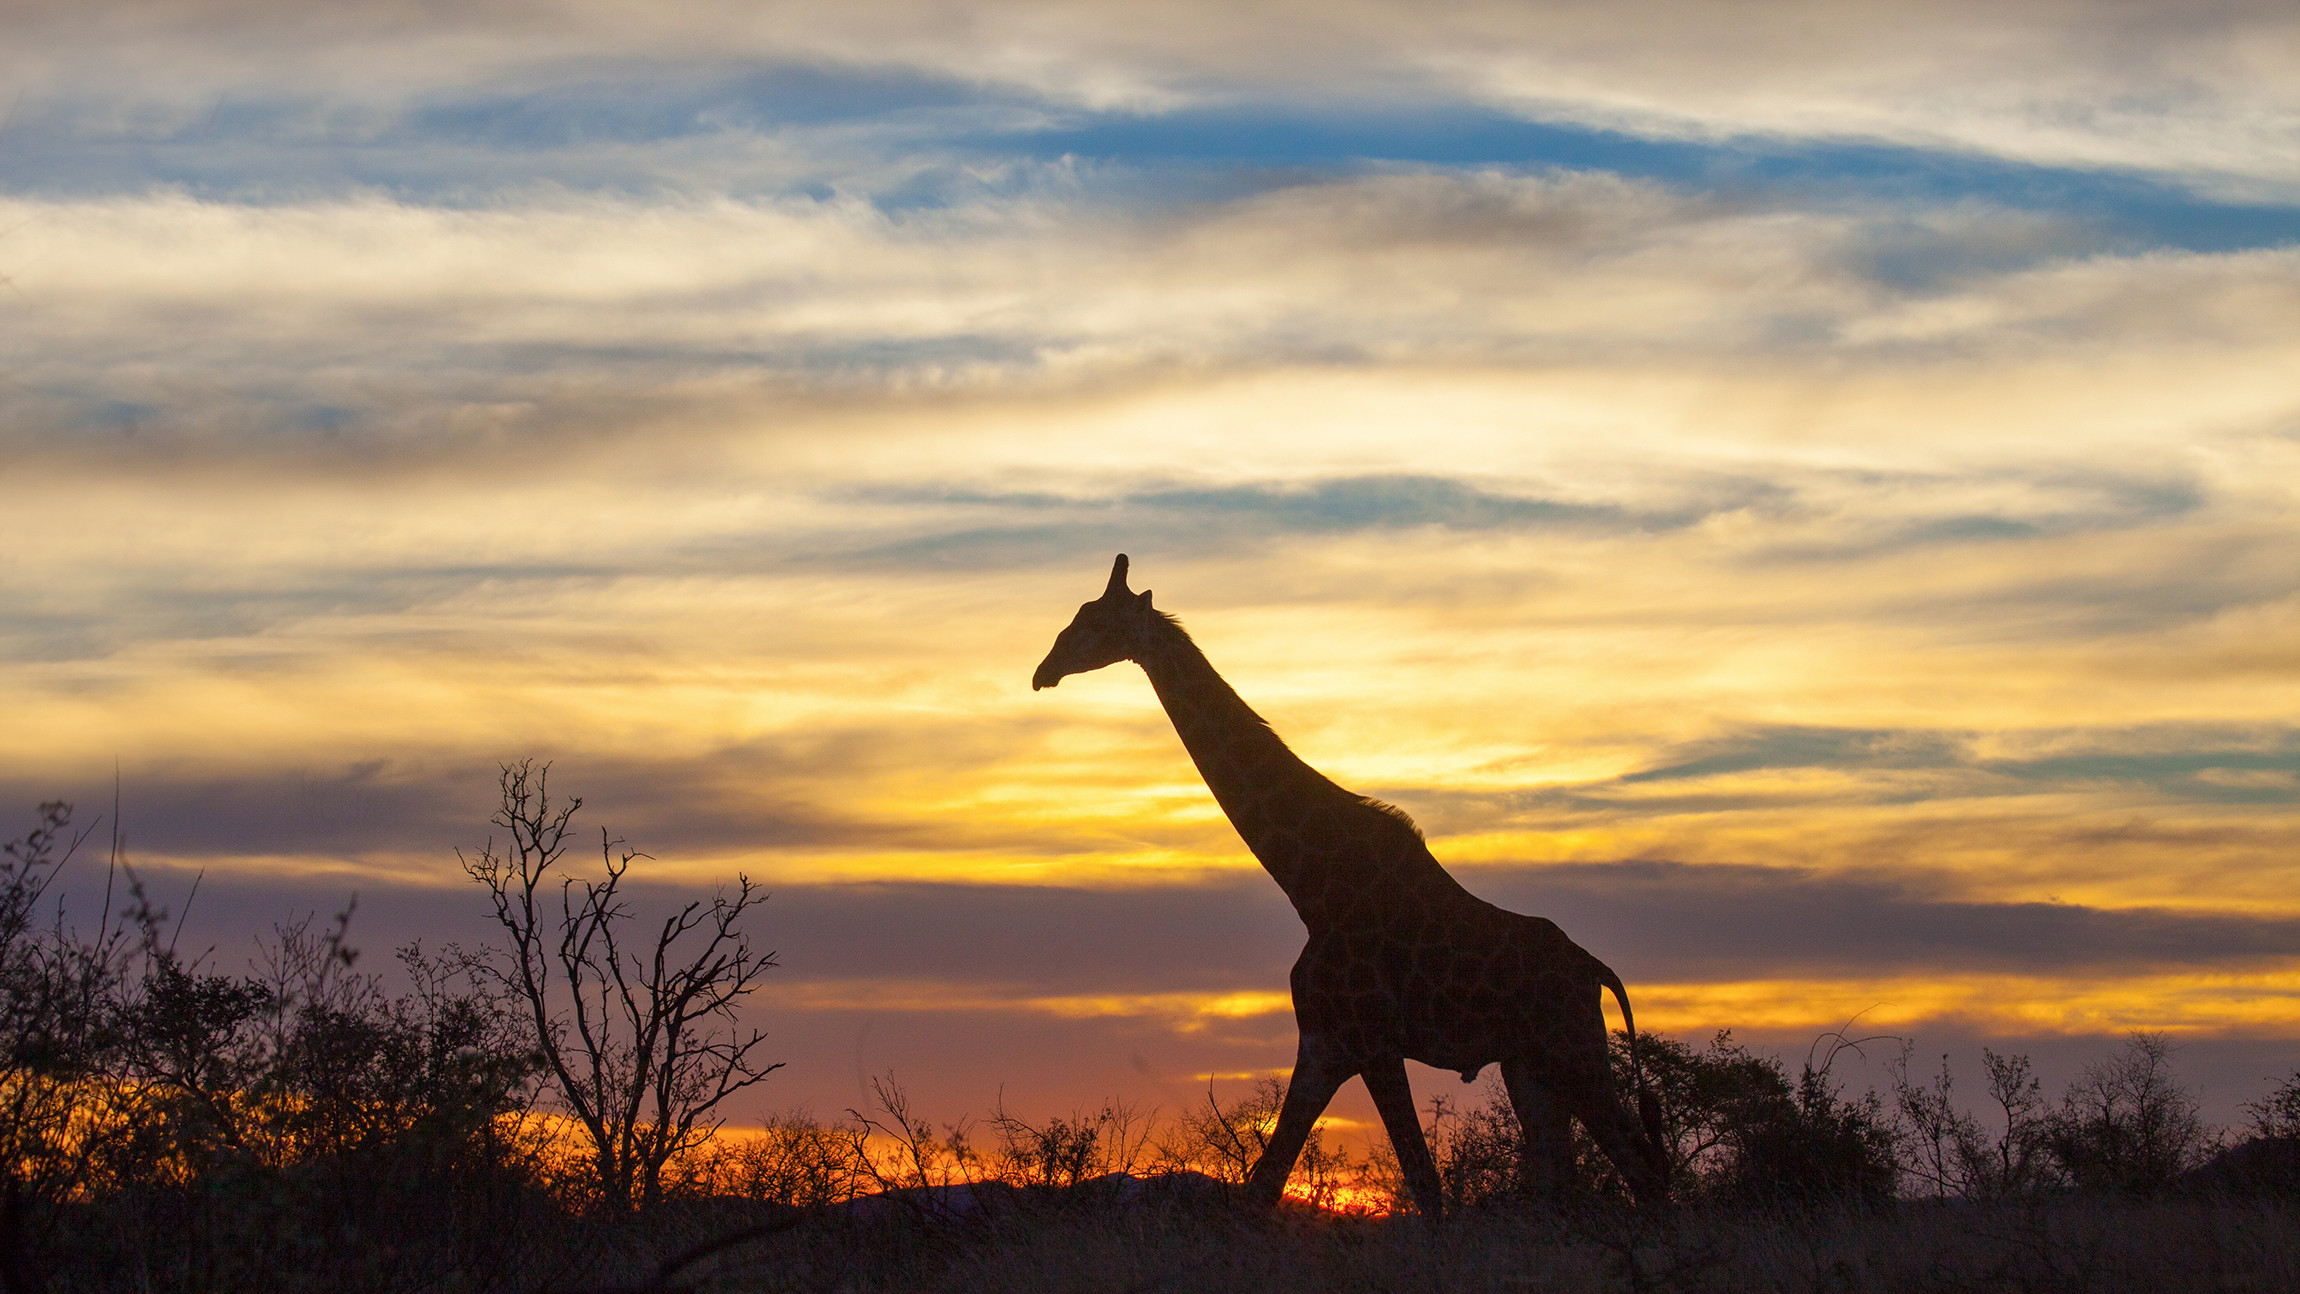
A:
[1356,795,1428,843]
[1153,609,1279,728]
[1153,611,1427,844]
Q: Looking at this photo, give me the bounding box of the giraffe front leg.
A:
[1244,1031,1355,1210]
[1362,1056,1444,1222]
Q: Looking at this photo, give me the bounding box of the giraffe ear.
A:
[1104,553,1131,598]
[1136,589,1153,612]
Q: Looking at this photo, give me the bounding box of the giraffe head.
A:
[1032,554,1155,690]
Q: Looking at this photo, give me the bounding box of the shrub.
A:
[698,1112,870,1208]
[1407,1031,1900,1211]
[0,803,132,1293]
[1422,1083,1527,1210]
[989,1098,1155,1189]
[1891,1048,1986,1198]
[1720,1047,1899,1208]
[1157,1077,1280,1186]
[1157,1077,1371,1211]
[2243,1070,2300,1142]
[2046,1032,2214,1193]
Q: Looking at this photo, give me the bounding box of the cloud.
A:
[1608,723,2298,798]
[1620,726,1968,784]
[750,863,2300,992]
[1371,723,2300,883]
[51,837,2297,1004]
[2,175,2289,501]
[11,1,2300,197]
[1467,860,2300,981]
[818,474,1748,573]
[1,716,1141,871]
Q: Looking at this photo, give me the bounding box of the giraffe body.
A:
[1034,556,1669,1217]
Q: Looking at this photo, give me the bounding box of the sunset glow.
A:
[5,0,2298,1138]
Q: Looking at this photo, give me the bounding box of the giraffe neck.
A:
[1131,613,1355,907]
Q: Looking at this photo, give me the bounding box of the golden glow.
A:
[1632,968,2300,1037]
[770,979,1292,1029]
[764,964,2300,1048]
[3,173,2296,1097]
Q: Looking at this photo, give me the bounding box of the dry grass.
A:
[629,1194,2300,1294]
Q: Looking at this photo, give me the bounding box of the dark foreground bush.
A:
[1421,1029,1902,1211]
[534,1191,2300,1294]
[45,1156,570,1294]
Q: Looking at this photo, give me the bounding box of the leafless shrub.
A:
[2047,1032,2215,1193]
[2244,1070,2300,1142]
[1156,1077,1281,1185]
[1148,1076,1375,1211]
[1883,1043,2059,1200]
[696,1111,870,1209]
[1287,1122,1375,1214]
[847,1072,984,1204]
[1892,1047,1986,1198]
[461,760,781,1214]
[1973,1047,2055,1195]
[988,1095,1155,1188]
[1419,1081,1526,1210]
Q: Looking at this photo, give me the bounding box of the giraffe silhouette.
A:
[1033,555,1668,1217]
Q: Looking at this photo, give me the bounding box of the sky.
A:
[4,0,2299,1139]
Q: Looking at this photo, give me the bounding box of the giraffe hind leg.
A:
[1500,1058,1575,1202]
[1244,1031,1355,1210]
[1572,1083,1670,1206]
[1362,1056,1444,1221]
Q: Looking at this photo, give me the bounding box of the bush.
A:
[1719,1047,1899,1208]
[2046,1032,2214,1193]
[0,800,572,1293]
[2244,1069,2300,1142]
[1407,1031,1899,1211]
[697,1112,870,1209]
[0,802,128,1293]
[1891,1045,2054,1198]
[461,760,779,1215]
[989,1098,1156,1189]
[1421,1084,1527,1210]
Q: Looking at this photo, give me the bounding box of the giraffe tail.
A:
[1598,964,1670,1187]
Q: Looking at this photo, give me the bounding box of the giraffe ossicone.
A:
[1035,554,1671,1218]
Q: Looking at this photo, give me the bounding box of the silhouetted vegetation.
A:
[462,760,779,1215]
[4,792,2298,1292]
[1415,1029,1899,1212]
[0,800,559,1294]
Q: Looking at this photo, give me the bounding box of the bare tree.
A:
[1892,1047,1986,1198]
[461,761,781,1213]
[1975,1047,2053,1195]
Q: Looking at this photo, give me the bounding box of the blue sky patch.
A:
[3,61,2293,260]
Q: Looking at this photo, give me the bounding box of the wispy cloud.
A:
[4,178,2291,485]
[12,2,2300,195]
[4,0,2297,1128]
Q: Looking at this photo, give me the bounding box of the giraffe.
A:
[1033,555,1669,1218]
